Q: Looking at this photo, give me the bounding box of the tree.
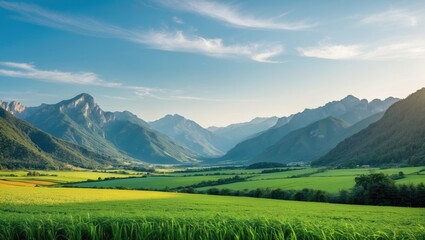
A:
[353,173,397,205]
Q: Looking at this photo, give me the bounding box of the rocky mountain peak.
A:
[0,100,26,115]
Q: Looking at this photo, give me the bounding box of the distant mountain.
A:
[314,88,425,167]
[150,114,233,157]
[0,107,118,169]
[208,117,279,143]
[11,93,197,164]
[251,113,384,164]
[114,111,150,128]
[217,96,398,163]
[104,119,197,164]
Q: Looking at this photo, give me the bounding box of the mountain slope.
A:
[0,108,117,169]
[105,120,197,164]
[24,93,128,161]
[150,114,232,157]
[252,113,384,164]
[114,111,150,128]
[208,117,279,143]
[314,88,425,167]
[218,96,398,163]
[20,93,197,164]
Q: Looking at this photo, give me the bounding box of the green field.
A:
[0,186,424,239]
[69,167,425,194]
[197,176,356,193]
[70,175,238,189]
[310,167,424,177]
[1,167,424,239]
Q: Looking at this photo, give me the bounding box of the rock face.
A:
[0,100,26,115]
[314,88,425,167]
[217,96,399,163]
[3,93,198,164]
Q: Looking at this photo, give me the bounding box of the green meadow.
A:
[70,175,236,189]
[0,187,424,239]
[68,167,425,193]
[1,167,424,239]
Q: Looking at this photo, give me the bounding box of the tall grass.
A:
[0,216,423,240]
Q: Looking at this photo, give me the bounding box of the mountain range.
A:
[251,113,384,164]
[3,93,197,164]
[314,88,425,167]
[0,107,117,169]
[149,114,233,157]
[4,89,425,169]
[208,117,279,143]
[216,95,398,163]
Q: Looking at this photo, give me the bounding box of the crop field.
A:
[249,168,318,180]
[197,176,356,193]
[0,170,142,187]
[69,167,425,193]
[68,175,240,189]
[0,186,424,239]
[169,168,267,176]
[310,167,424,177]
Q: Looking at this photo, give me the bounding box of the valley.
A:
[1,88,425,239]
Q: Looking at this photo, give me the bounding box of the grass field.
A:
[197,176,356,193]
[310,167,424,177]
[0,186,424,239]
[68,167,425,194]
[69,175,238,189]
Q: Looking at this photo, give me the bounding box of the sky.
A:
[0,0,424,127]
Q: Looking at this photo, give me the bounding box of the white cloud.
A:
[135,31,284,62]
[251,46,285,63]
[156,0,314,30]
[0,62,163,98]
[298,45,363,60]
[298,40,425,60]
[0,62,121,87]
[0,62,243,102]
[361,9,419,27]
[0,1,283,63]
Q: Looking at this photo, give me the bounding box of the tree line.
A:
[178,173,425,207]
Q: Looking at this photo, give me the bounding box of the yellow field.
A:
[0,186,177,205]
[0,170,142,186]
[0,180,36,187]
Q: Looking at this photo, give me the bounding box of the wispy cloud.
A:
[0,1,284,62]
[0,62,121,87]
[0,62,160,97]
[136,31,284,62]
[361,9,420,27]
[155,0,314,30]
[298,40,425,60]
[298,45,364,60]
[172,16,183,24]
[0,1,134,38]
[0,62,249,102]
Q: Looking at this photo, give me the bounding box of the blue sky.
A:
[1,0,424,127]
